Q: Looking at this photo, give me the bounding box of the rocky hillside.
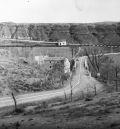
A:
[0,22,120,45]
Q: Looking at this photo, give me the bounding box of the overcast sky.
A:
[0,0,120,23]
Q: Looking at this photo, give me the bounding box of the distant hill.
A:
[0,22,120,45]
[0,22,120,58]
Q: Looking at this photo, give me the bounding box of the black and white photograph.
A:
[0,0,120,129]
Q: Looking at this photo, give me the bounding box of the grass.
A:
[0,92,120,129]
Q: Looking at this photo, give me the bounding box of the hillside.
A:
[0,22,120,58]
[0,22,120,45]
[0,49,67,96]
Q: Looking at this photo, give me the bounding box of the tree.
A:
[84,47,105,78]
[37,26,48,41]
[9,25,19,39]
[28,24,34,40]
[49,25,70,42]
[28,25,49,41]
[69,73,73,102]
[7,73,18,112]
[112,64,120,91]
[11,92,17,111]
[85,48,120,92]
[103,62,120,92]
[60,73,70,86]
[99,56,113,83]
[63,89,67,101]
[44,60,70,89]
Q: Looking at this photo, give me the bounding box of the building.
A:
[43,57,65,71]
[35,55,48,65]
[58,40,67,46]
[35,56,64,70]
[34,56,70,73]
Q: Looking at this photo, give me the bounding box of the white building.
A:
[58,40,67,46]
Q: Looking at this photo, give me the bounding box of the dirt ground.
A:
[0,92,120,129]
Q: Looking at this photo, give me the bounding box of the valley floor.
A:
[0,92,120,129]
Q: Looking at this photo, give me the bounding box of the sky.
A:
[0,0,120,23]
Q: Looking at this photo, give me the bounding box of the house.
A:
[43,57,65,70]
[58,40,67,46]
[34,56,70,73]
[44,57,70,73]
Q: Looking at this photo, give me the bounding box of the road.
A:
[0,56,103,108]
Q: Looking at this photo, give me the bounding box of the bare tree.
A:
[11,92,18,111]
[28,24,34,40]
[9,25,19,39]
[70,73,73,102]
[84,48,104,78]
[7,73,18,112]
[112,65,120,92]
[93,83,97,96]
[63,89,67,101]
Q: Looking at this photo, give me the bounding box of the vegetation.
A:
[0,22,120,47]
[0,58,70,95]
[84,47,120,92]
[84,47,107,78]
[1,22,120,129]
[1,22,120,95]
[43,61,70,89]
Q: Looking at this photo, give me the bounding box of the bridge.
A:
[0,38,120,48]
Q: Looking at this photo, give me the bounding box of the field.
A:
[0,92,120,129]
